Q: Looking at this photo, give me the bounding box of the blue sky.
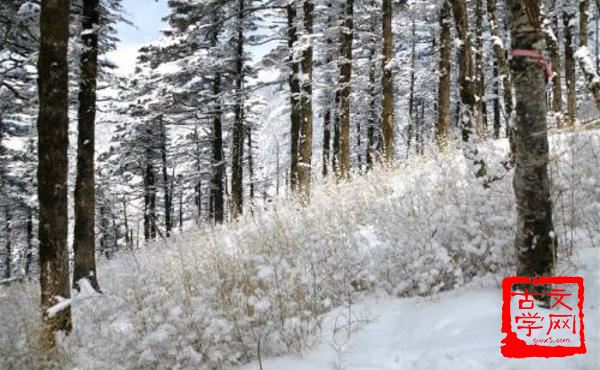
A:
[107,0,168,75]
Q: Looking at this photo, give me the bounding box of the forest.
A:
[1,0,599,369]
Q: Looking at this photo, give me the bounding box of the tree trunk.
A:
[4,207,11,280]
[288,4,301,190]
[596,2,599,74]
[73,0,100,292]
[338,0,353,178]
[507,0,556,301]
[195,177,202,222]
[123,199,130,249]
[231,0,245,218]
[37,0,72,345]
[380,0,395,163]
[545,4,563,127]
[210,72,225,223]
[297,0,314,196]
[575,0,600,111]
[332,103,340,172]
[323,108,331,176]
[492,61,501,138]
[322,0,333,177]
[25,206,33,277]
[486,0,513,137]
[99,200,109,257]
[450,0,477,141]
[366,1,378,170]
[474,0,487,134]
[247,126,255,203]
[158,116,172,235]
[451,0,486,178]
[143,159,157,240]
[564,8,577,126]
[436,0,452,150]
[408,20,416,156]
[179,190,183,229]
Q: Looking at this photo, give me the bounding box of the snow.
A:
[491,35,504,49]
[47,296,72,318]
[240,247,599,370]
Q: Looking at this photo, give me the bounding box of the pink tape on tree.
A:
[510,49,553,79]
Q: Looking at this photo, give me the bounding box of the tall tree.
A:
[297,0,314,195]
[290,0,314,196]
[231,0,246,218]
[507,0,555,300]
[380,0,395,163]
[209,37,225,223]
[486,0,513,138]
[436,0,452,150]
[575,0,600,110]
[365,0,379,169]
[338,0,354,177]
[450,0,477,142]
[37,0,72,346]
[407,20,416,155]
[474,0,487,134]
[288,3,301,190]
[158,115,172,235]
[321,0,334,177]
[544,1,563,127]
[73,0,101,292]
[451,0,486,177]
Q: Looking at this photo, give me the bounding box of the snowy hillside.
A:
[2,128,599,370]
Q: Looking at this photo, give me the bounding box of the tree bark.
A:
[450,0,477,142]
[492,61,501,138]
[507,0,556,300]
[545,4,563,127]
[37,0,72,345]
[338,0,353,178]
[575,0,600,111]
[486,0,513,137]
[25,206,33,277]
[231,0,245,218]
[380,0,395,163]
[451,0,486,178]
[288,4,301,190]
[408,20,416,155]
[366,0,378,169]
[563,7,577,126]
[436,0,452,150]
[210,72,225,223]
[474,0,487,133]
[247,126,255,203]
[322,0,333,177]
[73,0,100,293]
[297,0,314,196]
[4,207,11,280]
[323,108,331,177]
[159,116,172,235]
[143,157,157,240]
[123,199,130,249]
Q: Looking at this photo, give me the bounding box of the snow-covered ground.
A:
[1,129,599,370]
[240,246,599,370]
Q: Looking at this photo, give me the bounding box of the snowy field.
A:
[1,129,599,370]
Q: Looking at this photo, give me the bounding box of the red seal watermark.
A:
[501,276,586,358]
